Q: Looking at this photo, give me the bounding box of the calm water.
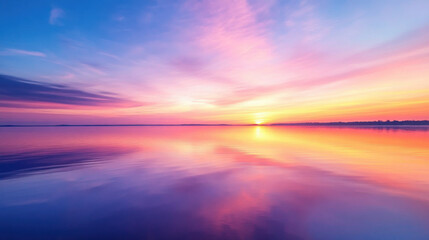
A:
[0,126,429,240]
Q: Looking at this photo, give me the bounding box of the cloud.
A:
[49,7,64,25]
[187,0,274,65]
[284,0,330,42]
[170,56,207,74]
[98,52,122,61]
[0,74,139,108]
[207,23,429,107]
[79,62,106,75]
[0,48,46,57]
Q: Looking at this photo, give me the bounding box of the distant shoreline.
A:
[270,120,429,126]
[1,120,428,127]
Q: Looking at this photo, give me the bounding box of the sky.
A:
[1,0,429,125]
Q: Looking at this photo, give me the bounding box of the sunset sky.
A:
[1,0,429,124]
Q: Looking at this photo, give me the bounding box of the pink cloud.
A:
[185,0,275,68]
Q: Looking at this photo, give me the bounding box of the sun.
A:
[254,120,264,125]
[253,112,268,125]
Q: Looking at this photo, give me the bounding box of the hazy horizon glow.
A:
[1,0,429,124]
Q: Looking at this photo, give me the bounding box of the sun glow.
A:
[255,120,264,125]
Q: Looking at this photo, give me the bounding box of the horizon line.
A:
[1,120,429,127]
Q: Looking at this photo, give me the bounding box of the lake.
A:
[0,126,428,239]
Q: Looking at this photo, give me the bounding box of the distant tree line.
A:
[270,120,429,126]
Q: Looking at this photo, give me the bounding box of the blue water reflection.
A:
[0,126,428,239]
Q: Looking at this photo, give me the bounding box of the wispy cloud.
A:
[49,7,64,25]
[79,62,106,75]
[98,52,122,61]
[0,74,139,108]
[0,48,46,57]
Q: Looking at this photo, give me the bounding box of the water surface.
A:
[1,126,429,239]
